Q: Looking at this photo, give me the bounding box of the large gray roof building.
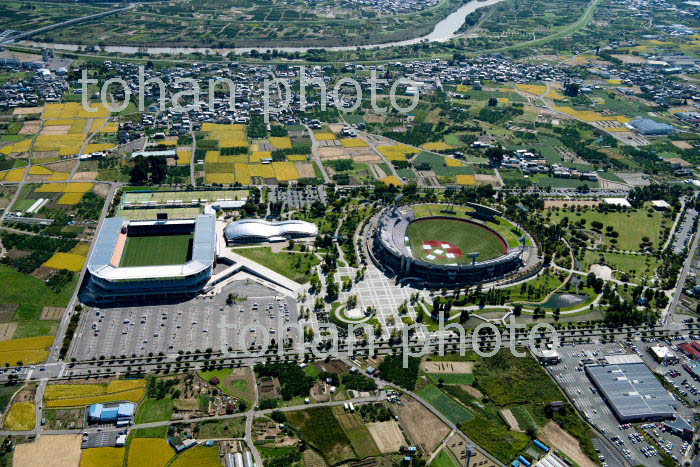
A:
[585,362,677,422]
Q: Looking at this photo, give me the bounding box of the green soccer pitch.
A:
[120,234,193,267]
[406,218,506,265]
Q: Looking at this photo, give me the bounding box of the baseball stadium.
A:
[372,204,526,286]
[82,214,217,303]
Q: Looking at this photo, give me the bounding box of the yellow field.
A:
[422,142,452,151]
[58,192,86,205]
[29,166,53,175]
[59,145,83,156]
[43,252,86,272]
[45,119,74,126]
[89,119,106,133]
[272,162,300,181]
[516,83,548,95]
[34,134,87,153]
[0,350,49,366]
[177,150,192,165]
[80,447,125,467]
[314,132,336,140]
[69,119,88,134]
[0,139,32,155]
[84,143,115,153]
[44,102,110,119]
[250,151,272,162]
[98,122,118,133]
[552,106,630,123]
[445,158,465,167]
[270,137,292,149]
[46,388,145,408]
[341,138,368,148]
[205,173,235,184]
[287,155,308,161]
[0,172,6,181]
[205,151,221,163]
[47,172,71,181]
[607,79,623,85]
[381,176,402,186]
[547,90,566,100]
[37,182,94,193]
[127,439,174,467]
[456,174,477,185]
[45,380,146,401]
[206,123,248,149]
[202,123,245,132]
[378,144,417,161]
[158,140,177,147]
[498,97,510,104]
[248,164,275,178]
[70,242,91,255]
[0,336,53,352]
[5,168,26,182]
[170,447,221,467]
[234,163,251,185]
[456,84,472,92]
[4,402,35,431]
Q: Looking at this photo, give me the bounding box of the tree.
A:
[488,97,498,107]
[564,82,580,97]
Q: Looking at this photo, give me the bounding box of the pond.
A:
[535,293,588,309]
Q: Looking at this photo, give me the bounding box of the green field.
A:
[425,373,475,385]
[232,247,320,283]
[120,234,193,267]
[416,385,473,425]
[407,218,506,264]
[134,398,174,424]
[429,448,460,467]
[286,407,356,465]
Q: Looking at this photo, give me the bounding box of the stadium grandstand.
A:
[224,219,317,245]
[372,205,524,286]
[82,214,217,303]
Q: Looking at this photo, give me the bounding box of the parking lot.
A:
[268,185,327,211]
[71,280,300,360]
[673,207,697,254]
[81,431,122,449]
[547,342,691,467]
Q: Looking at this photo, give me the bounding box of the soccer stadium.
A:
[82,214,217,302]
[224,219,318,245]
[372,205,526,286]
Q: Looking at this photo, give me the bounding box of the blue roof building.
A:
[89,402,136,423]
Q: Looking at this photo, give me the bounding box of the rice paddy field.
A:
[0,336,54,366]
[4,402,36,431]
[44,380,147,408]
[126,438,174,467]
[79,447,125,467]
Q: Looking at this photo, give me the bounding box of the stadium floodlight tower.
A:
[464,445,476,467]
[518,235,527,258]
[467,252,480,266]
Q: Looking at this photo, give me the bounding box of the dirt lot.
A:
[12,106,43,116]
[0,323,17,341]
[13,434,82,467]
[93,183,110,198]
[672,140,694,150]
[366,420,405,453]
[500,408,522,432]
[474,174,501,187]
[395,394,449,454]
[296,162,316,178]
[45,160,78,173]
[41,306,65,320]
[19,121,41,135]
[72,171,98,181]
[420,361,475,374]
[459,385,483,398]
[540,421,596,467]
[544,200,601,208]
[318,147,347,159]
[41,126,70,136]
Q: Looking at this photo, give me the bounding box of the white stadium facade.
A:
[224,219,318,245]
[82,215,217,303]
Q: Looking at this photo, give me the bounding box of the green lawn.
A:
[549,207,668,251]
[582,250,659,283]
[0,264,76,339]
[286,407,356,465]
[132,426,168,438]
[198,368,255,405]
[413,152,475,177]
[416,385,473,425]
[430,448,460,467]
[407,218,506,264]
[197,418,246,438]
[120,234,193,267]
[134,398,174,424]
[232,247,320,283]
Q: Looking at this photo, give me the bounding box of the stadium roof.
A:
[87,215,216,281]
[586,362,676,422]
[224,219,317,241]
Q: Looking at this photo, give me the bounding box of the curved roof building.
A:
[224,219,317,244]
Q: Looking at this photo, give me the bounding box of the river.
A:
[21,0,504,56]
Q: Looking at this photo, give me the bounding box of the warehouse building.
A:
[585,362,677,422]
[88,403,135,424]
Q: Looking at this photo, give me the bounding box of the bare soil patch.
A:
[93,183,110,198]
[19,121,41,135]
[32,151,60,160]
[367,420,406,453]
[72,171,98,180]
[5,250,30,260]
[420,361,474,374]
[40,126,70,136]
[314,360,350,374]
[474,174,501,187]
[13,434,82,467]
[0,304,19,322]
[32,266,56,280]
[672,140,693,150]
[353,154,382,163]
[41,306,65,320]
[45,160,78,173]
[500,408,522,432]
[395,394,449,454]
[296,162,315,178]
[12,106,43,116]
[459,385,483,398]
[318,147,347,159]
[540,421,596,467]
[0,323,17,341]
[445,432,497,467]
